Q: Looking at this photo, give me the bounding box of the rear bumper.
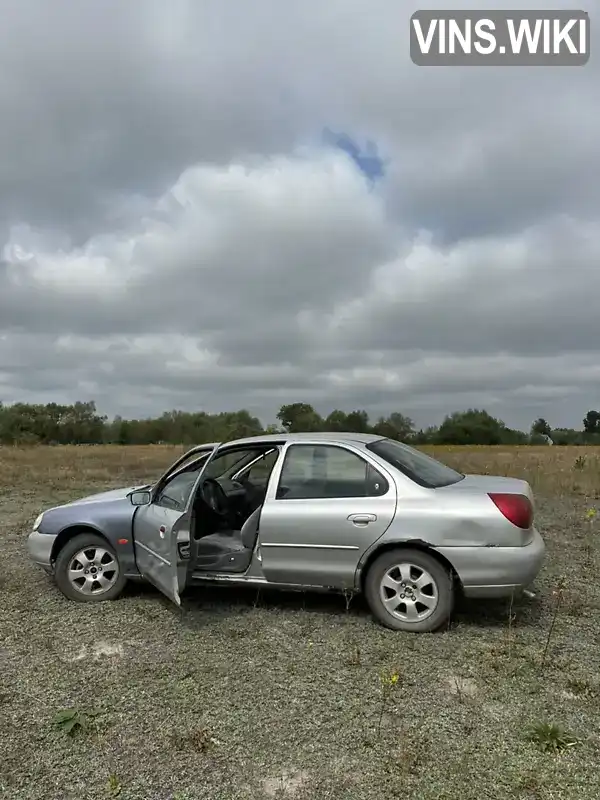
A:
[27,531,57,573]
[437,526,546,599]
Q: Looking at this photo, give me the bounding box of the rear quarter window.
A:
[366,439,464,489]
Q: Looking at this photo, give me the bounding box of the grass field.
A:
[2,445,600,800]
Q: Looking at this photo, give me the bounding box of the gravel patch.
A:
[2,487,600,800]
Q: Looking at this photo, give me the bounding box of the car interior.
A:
[189,447,281,573]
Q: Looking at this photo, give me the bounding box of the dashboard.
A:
[215,478,247,497]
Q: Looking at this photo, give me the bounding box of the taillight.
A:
[488,493,533,529]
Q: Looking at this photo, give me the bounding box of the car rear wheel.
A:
[364,548,453,632]
[54,533,127,602]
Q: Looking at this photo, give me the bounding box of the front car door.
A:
[257,442,397,589]
[132,443,219,604]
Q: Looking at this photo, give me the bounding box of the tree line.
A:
[0,400,599,446]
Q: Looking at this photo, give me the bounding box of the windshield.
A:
[366,439,464,489]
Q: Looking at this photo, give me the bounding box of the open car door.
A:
[132,442,221,605]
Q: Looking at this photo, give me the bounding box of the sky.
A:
[0,0,598,430]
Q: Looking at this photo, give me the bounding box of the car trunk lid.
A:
[438,474,534,504]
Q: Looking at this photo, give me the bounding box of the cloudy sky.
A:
[0,0,597,430]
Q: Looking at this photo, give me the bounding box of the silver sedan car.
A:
[27,433,545,632]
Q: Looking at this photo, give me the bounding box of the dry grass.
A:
[1,445,600,800]
[2,443,600,499]
[427,445,600,500]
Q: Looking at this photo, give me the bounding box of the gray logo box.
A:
[410,9,590,66]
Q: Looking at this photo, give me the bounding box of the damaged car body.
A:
[27,432,546,632]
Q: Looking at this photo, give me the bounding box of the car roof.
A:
[219,432,384,448]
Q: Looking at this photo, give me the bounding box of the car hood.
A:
[65,485,148,506]
[438,474,533,502]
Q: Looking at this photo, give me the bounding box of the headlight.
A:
[32,513,44,531]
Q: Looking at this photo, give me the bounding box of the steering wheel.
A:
[201,478,229,516]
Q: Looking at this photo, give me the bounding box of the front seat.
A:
[193,506,262,573]
[240,506,261,550]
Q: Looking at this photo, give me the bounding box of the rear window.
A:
[366,439,464,489]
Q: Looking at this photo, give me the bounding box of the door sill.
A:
[191,571,267,585]
[190,571,334,592]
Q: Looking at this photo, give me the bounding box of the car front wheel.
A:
[364,548,453,632]
[54,533,127,602]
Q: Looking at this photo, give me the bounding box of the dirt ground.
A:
[1,445,600,800]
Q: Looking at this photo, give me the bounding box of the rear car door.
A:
[258,442,397,588]
[132,444,220,604]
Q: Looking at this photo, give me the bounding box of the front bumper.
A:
[438,526,546,599]
[27,531,58,573]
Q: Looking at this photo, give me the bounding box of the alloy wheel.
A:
[67,546,119,596]
[379,561,439,622]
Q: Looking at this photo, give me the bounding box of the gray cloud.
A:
[0,0,598,430]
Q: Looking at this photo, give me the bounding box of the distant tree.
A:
[531,418,552,438]
[324,410,351,431]
[276,403,323,432]
[372,412,415,441]
[323,409,375,434]
[115,417,133,445]
[216,410,263,441]
[502,427,529,445]
[583,410,600,434]
[62,401,107,444]
[344,410,371,433]
[436,409,509,446]
[371,417,399,440]
[0,399,592,447]
[410,426,439,445]
[552,428,585,446]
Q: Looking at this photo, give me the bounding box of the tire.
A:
[54,533,127,603]
[364,548,453,632]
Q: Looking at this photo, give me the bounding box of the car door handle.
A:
[347,513,377,525]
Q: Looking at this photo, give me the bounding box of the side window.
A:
[243,450,279,485]
[155,464,205,511]
[276,445,388,499]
